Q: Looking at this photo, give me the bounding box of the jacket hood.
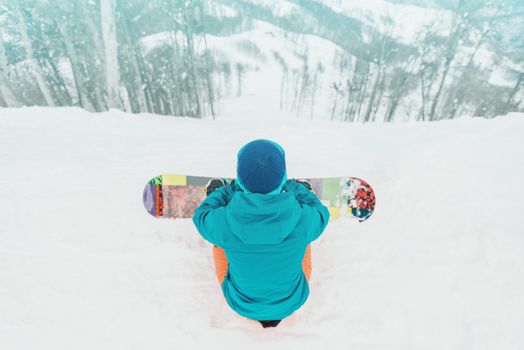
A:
[226,191,301,244]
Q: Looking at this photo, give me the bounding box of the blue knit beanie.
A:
[236,139,287,194]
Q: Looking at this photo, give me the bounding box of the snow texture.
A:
[1,107,524,349]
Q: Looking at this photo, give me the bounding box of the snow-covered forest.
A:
[0,0,523,121]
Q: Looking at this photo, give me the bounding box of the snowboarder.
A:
[192,139,330,328]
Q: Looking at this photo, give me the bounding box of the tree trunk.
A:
[203,35,215,119]
[76,1,106,111]
[15,6,55,106]
[296,57,309,118]
[371,73,386,122]
[429,0,468,120]
[429,56,452,121]
[309,68,319,119]
[120,4,149,113]
[364,64,382,122]
[60,27,90,109]
[183,7,202,118]
[100,0,122,109]
[386,62,411,122]
[506,72,524,110]
[0,35,19,106]
[43,55,72,105]
[330,83,339,121]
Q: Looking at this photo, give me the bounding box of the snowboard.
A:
[143,175,376,222]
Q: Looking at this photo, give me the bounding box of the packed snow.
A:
[1,107,524,349]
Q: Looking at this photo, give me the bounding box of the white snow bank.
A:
[0,107,523,349]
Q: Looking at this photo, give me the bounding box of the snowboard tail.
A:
[143,175,212,218]
[143,175,375,222]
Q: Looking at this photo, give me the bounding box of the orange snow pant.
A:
[213,245,312,285]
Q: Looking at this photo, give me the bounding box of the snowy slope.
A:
[140,19,348,121]
[1,107,524,349]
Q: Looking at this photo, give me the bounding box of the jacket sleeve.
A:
[286,180,330,242]
[192,182,236,246]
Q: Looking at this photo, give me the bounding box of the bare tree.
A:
[0,33,19,106]
[119,2,150,113]
[14,1,55,106]
[296,50,310,118]
[506,70,524,111]
[100,0,122,109]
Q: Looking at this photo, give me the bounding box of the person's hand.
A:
[204,178,227,196]
[230,179,242,192]
[284,179,317,205]
[295,179,313,191]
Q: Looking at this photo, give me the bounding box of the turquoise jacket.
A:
[193,179,330,320]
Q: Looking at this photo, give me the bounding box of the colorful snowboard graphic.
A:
[143,175,376,222]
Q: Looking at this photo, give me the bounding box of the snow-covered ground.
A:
[1,107,524,349]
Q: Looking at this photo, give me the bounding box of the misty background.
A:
[0,0,523,122]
